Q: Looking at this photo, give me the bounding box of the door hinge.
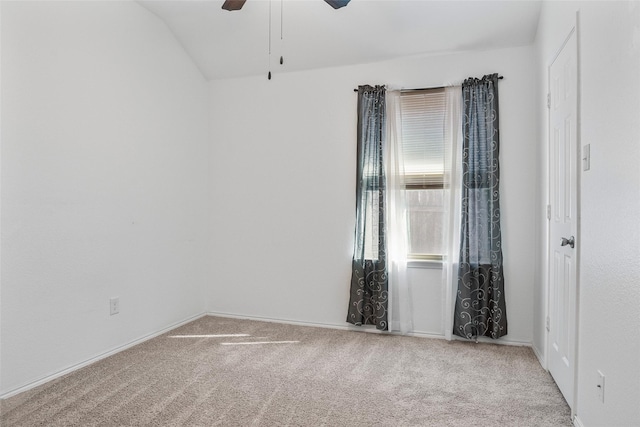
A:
[547,93,551,109]
[546,316,551,332]
[546,204,551,220]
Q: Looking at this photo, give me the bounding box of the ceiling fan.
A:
[222,0,350,11]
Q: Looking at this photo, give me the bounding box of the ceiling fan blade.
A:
[222,0,247,11]
[324,0,350,9]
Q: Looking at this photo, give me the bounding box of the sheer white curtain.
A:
[385,90,412,334]
[442,86,462,340]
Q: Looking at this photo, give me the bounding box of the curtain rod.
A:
[352,76,503,92]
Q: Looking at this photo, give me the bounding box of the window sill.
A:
[407,259,442,270]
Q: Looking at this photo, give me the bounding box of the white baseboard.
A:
[208,310,445,339]
[532,343,547,369]
[207,311,531,346]
[207,310,366,333]
[0,312,207,400]
[451,334,532,347]
[573,414,585,427]
[207,311,444,339]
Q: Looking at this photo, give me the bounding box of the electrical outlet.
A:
[110,297,120,316]
[596,370,605,403]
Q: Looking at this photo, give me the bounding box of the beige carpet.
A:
[1,316,571,426]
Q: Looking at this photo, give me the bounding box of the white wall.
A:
[0,1,210,395]
[535,2,640,426]
[208,45,538,344]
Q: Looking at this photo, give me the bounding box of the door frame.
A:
[545,13,581,418]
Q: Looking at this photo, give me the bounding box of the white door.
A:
[548,29,579,408]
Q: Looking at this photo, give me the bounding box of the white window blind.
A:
[400,89,445,189]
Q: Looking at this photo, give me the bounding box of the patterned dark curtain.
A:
[453,74,507,339]
[346,85,388,331]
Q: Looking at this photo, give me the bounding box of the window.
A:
[400,88,446,260]
[363,182,381,261]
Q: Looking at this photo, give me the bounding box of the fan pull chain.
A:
[280,0,284,65]
[268,0,272,80]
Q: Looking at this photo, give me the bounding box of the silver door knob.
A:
[561,236,575,248]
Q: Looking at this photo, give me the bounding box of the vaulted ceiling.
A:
[138,0,542,81]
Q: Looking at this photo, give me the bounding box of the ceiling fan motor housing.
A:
[222,0,350,11]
